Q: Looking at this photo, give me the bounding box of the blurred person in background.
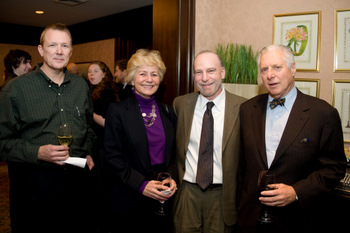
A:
[1,49,31,90]
[88,60,119,232]
[67,62,80,75]
[114,58,133,100]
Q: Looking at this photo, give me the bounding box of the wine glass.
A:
[257,170,276,223]
[156,172,172,216]
[57,123,73,146]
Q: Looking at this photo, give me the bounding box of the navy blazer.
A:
[104,94,177,213]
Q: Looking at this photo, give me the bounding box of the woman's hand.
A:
[93,113,105,127]
[168,178,177,195]
[142,179,177,202]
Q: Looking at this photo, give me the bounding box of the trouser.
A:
[173,181,235,233]
[8,162,93,233]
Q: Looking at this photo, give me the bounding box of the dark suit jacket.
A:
[104,95,177,214]
[238,90,346,233]
[173,90,246,226]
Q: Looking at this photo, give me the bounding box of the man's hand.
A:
[259,183,297,207]
[38,144,69,165]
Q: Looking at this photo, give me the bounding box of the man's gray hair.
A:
[257,44,295,70]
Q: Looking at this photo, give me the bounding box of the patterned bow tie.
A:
[269,98,285,109]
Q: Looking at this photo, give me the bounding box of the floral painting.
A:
[273,12,321,71]
[285,26,308,56]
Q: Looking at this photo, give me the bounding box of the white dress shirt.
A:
[183,86,225,184]
[265,86,297,168]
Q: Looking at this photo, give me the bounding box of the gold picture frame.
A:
[334,9,350,72]
[294,78,320,98]
[273,11,321,72]
[332,79,350,142]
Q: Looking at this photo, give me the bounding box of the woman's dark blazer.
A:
[104,94,177,213]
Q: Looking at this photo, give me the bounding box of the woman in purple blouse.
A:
[104,49,177,233]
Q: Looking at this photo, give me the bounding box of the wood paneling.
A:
[178,0,195,95]
[153,0,195,105]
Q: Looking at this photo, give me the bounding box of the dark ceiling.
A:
[0,0,153,27]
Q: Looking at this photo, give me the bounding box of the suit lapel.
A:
[182,93,198,155]
[222,91,239,151]
[271,91,310,167]
[125,97,151,167]
[251,94,269,168]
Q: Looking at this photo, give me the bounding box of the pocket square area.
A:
[301,137,310,143]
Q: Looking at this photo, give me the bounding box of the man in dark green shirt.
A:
[0,23,96,233]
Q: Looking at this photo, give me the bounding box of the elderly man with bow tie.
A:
[237,44,346,233]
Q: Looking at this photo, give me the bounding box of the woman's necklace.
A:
[141,104,157,127]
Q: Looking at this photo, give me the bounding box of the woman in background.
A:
[104,49,177,233]
[87,61,119,233]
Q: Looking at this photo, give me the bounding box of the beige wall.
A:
[70,38,115,75]
[0,38,115,86]
[195,0,350,104]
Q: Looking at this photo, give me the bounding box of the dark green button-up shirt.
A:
[0,63,95,165]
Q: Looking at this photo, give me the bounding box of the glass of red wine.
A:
[257,170,276,223]
[156,172,172,216]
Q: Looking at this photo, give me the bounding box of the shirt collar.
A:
[36,62,71,85]
[198,85,226,112]
[267,85,297,111]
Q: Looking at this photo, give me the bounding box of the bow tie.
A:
[269,98,285,109]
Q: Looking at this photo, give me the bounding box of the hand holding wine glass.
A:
[156,172,173,216]
[57,123,73,146]
[257,170,276,223]
[260,183,298,207]
[37,123,72,164]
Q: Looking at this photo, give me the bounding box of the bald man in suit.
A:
[237,45,346,233]
[173,50,246,232]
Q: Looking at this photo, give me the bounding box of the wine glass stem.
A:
[160,202,164,213]
[263,206,269,217]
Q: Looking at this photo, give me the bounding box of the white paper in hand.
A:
[62,157,86,168]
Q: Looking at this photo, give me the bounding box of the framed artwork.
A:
[294,78,320,97]
[332,80,350,142]
[273,11,321,72]
[334,9,350,72]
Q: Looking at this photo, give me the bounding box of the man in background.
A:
[114,58,133,100]
[1,49,32,90]
[67,62,80,75]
